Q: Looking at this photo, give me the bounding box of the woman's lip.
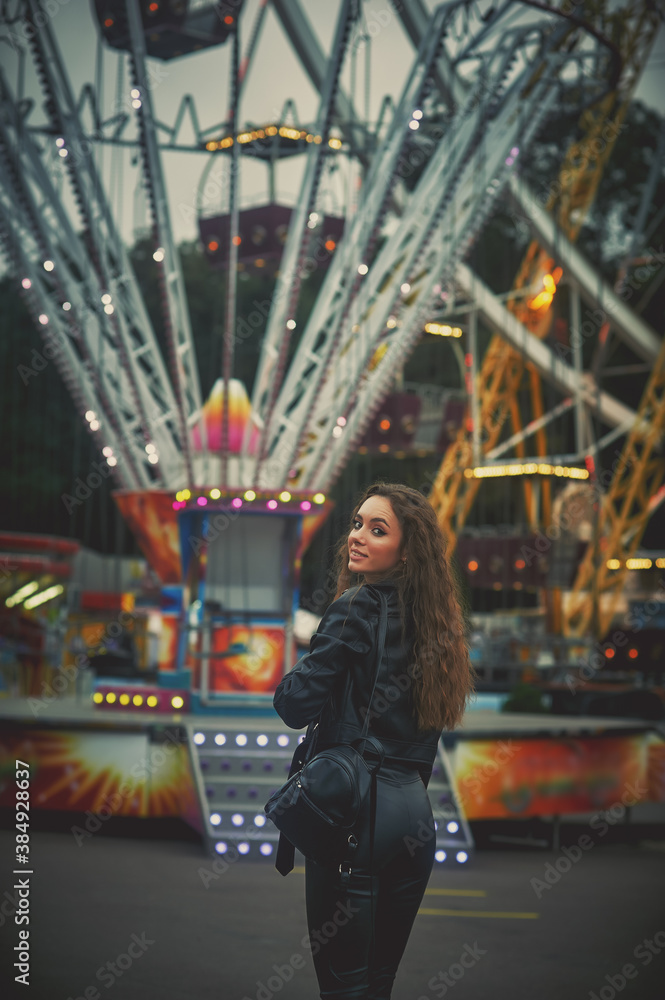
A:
[349,549,366,559]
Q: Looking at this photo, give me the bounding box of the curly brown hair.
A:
[333,482,474,731]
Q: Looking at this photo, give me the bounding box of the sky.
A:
[0,0,662,248]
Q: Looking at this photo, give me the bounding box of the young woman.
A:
[273,482,474,1000]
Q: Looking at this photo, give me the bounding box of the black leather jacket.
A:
[273,581,442,786]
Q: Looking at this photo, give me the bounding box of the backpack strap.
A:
[360,588,389,740]
[355,589,387,965]
[275,588,388,877]
[338,587,388,973]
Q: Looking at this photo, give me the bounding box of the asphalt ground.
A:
[1,815,664,1000]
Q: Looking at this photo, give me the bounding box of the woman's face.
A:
[348,495,404,583]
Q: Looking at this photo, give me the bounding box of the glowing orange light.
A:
[325,240,336,252]
[208,240,219,252]
[148,2,159,11]
[224,15,234,24]
[232,235,241,246]
[605,648,615,658]
[104,17,114,27]
[379,418,391,431]
[468,560,479,572]
[628,648,638,659]
[379,444,390,453]
[529,291,551,310]
[514,559,526,570]
[528,268,562,311]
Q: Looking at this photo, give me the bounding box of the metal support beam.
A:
[486,397,576,461]
[249,3,456,487]
[248,0,358,483]
[125,0,203,483]
[509,176,661,362]
[570,283,584,455]
[468,310,481,467]
[222,23,241,488]
[271,0,365,155]
[1,13,188,488]
[295,24,570,491]
[455,262,639,433]
[0,196,137,490]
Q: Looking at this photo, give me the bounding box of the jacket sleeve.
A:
[273,589,376,729]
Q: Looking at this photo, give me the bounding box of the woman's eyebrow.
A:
[354,514,390,527]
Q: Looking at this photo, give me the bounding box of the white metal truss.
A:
[0,2,190,488]
[258,8,578,490]
[0,197,135,490]
[0,71,167,488]
[252,3,453,486]
[247,0,359,481]
[125,0,205,480]
[270,0,362,152]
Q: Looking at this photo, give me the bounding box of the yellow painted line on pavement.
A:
[425,888,487,897]
[419,908,539,919]
[290,871,486,895]
[292,870,533,918]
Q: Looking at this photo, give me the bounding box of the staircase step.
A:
[186,721,474,866]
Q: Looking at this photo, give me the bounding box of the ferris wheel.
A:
[0,0,662,638]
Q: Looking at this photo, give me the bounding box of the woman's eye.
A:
[352,519,362,530]
[372,527,385,536]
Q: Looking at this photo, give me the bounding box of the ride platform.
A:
[1,695,662,868]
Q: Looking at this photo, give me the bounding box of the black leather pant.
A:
[304,763,435,1000]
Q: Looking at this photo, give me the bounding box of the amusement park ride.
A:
[0,0,664,861]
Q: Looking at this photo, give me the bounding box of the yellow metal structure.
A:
[564,337,665,637]
[429,1,660,638]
